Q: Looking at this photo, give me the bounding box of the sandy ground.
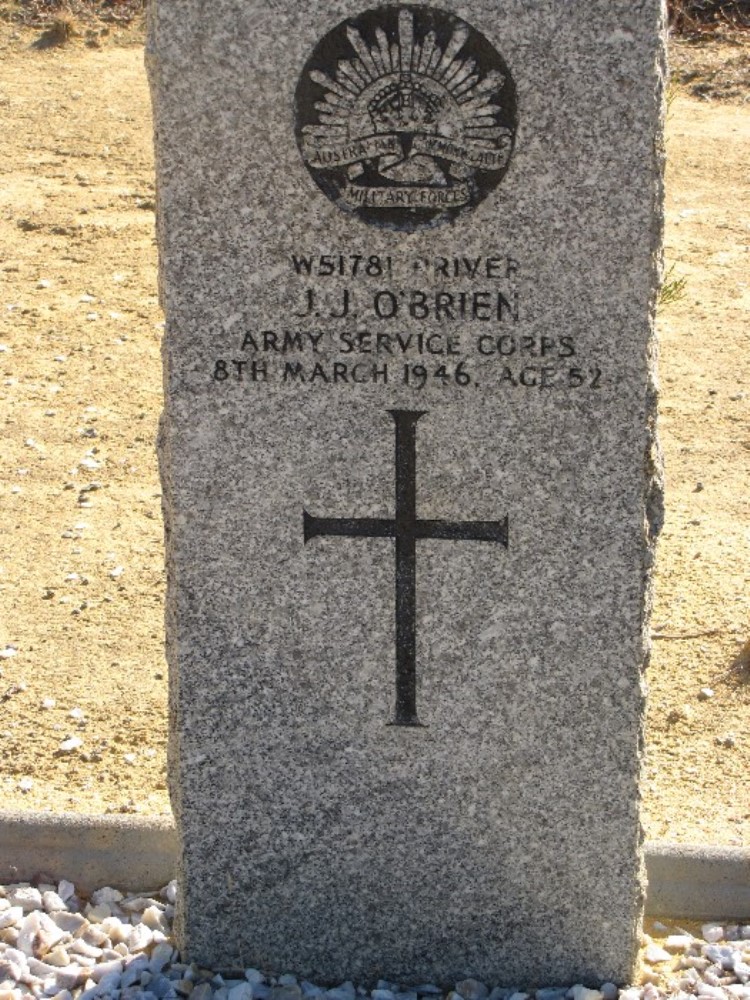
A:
[0,24,747,845]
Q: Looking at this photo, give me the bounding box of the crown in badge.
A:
[367,77,444,133]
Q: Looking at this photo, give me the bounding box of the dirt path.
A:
[0,27,747,844]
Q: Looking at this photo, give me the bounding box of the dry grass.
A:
[37,9,77,44]
[669,0,750,35]
[0,0,144,29]
[658,264,688,307]
[2,0,747,42]
[4,0,749,36]
[671,28,750,101]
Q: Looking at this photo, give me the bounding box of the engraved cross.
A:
[303,409,508,726]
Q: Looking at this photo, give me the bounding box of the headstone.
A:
[148,0,665,987]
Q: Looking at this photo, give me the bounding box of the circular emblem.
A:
[295,5,517,231]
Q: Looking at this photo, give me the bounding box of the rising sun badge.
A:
[295,5,517,231]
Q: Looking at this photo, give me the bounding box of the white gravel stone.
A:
[17,911,66,958]
[90,888,122,908]
[274,986,302,1000]
[89,958,123,983]
[192,985,215,1000]
[120,954,150,987]
[42,947,70,969]
[0,948,27,981]
[120,896,153,913]
[0,877,744,1000]
[48,913,85,935]
[41,894,66,915]
[536,990,566,1000]
[80,926,109,949]
[27,956,66,979]
[56,883,75,904]
[704,947,729,968]
[150,943,175,975]
[456,982,489,1000]
[230,986,255,1000]
[325,986,355,1000]
[666,936,694,953]
[571,989,603,1000]
[99,916,130,944]
[617,990,641,1000]
[84,904,112,924]
[142,906,170,935]
[684,957,711,972]
[68,941,102,961]
[127,922,153,952]
[50,963,87,991]
[704,927,727,945]
[697,987,728,1000]
[645,944,673,964]
[7,888,42,913]
[0,910,23,930]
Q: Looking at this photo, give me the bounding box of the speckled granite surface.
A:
[148,0,665,985]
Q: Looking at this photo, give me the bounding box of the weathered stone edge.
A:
[0,812,746,921]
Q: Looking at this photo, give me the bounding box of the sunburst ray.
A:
[346,26,378,80]
[434,26,469,81]
[417,30,437,74]
[336,60,367,91]
[445,59,476,91]
[399,9,414,73]
[375,28,392,72]
[453,75,481,99]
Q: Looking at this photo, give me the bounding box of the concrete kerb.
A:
[645,841,750,920]
[0,810,747,920]
[0,811,177,895]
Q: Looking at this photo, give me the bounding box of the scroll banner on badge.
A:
[411,134,510,171]
[302,132,510,172]
[341,181,471,209]
[302,133,400,168]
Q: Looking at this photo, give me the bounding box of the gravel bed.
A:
[0,880,749,1000]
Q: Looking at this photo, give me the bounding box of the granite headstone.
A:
[148,0,665,986]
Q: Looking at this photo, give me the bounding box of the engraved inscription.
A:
[304,409,508,725]
[210,249,607,392]
[295,6,517,230]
